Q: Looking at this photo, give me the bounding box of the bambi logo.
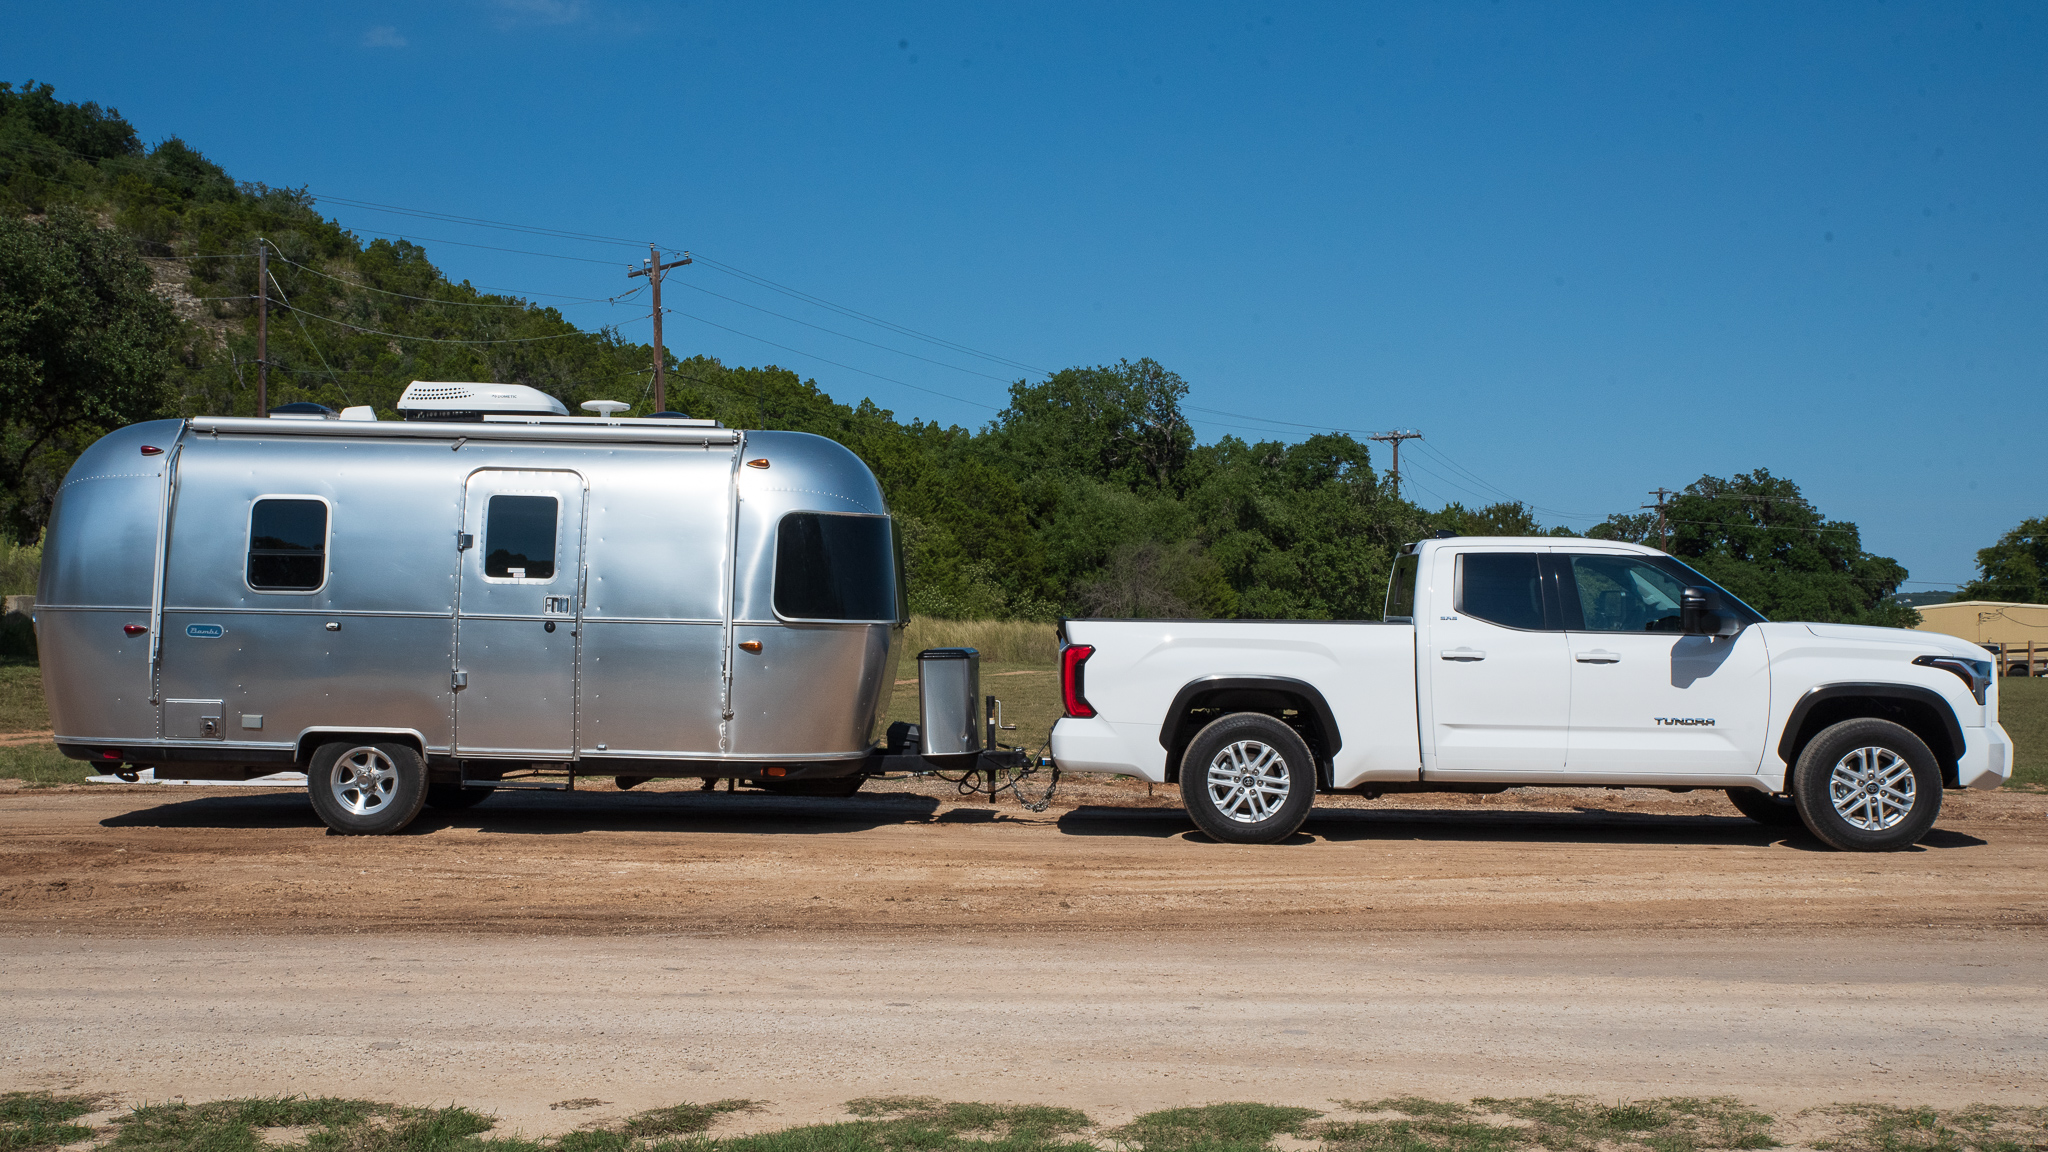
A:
[1654,716,1715,726]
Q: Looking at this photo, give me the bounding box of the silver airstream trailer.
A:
[37,382,920,833]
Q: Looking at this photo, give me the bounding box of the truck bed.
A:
[1050,619,1421,788]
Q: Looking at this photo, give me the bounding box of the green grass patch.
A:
[0,1090,103,1152]
[1321,1097,1776,1152]
[0,742,92,786]
[1997,677,2048,788]
[1112,1103,1322,1152]
[720,1097,1092,1152]
[0,659,49,733]
[1813,1104,2048,1152]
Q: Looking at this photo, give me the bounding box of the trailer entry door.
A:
[454,470,586,758]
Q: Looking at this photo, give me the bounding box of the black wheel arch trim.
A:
[1159,676,1342,760]
[1776,682,1966,764]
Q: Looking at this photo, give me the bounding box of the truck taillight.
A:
[1060,644,1096,718]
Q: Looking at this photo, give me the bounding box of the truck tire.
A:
[1179,712,1316,844]
[425,782,495,809]
[307,741,428,835]
[1790,718,1942,851]
[1725,787,1801,826]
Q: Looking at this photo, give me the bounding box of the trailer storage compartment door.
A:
[454,470,587,758]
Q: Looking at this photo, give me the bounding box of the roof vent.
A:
[269,402,338,420]
[396,381,569,422]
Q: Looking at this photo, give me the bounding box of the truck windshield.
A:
[775,512,898,622]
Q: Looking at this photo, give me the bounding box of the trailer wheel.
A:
[1179,712,1315,844]
[1725,787,1800,826]
[425,782,495,809]
[307,741,427,835]
[1790,718,1942,851]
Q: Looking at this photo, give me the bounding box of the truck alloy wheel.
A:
[307,740,428,836]
[1179,712,1315,844]
[1790,718,1941,852]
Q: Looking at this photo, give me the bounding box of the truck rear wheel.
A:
[1725,787,1801,826]
[1179,712,1316,844]
[1790,718,1942,851]
[307,741,428,835]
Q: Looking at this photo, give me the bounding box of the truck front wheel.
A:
[1179,712,1316,844]
[1790,718,1942,851]
[307,741,428,835]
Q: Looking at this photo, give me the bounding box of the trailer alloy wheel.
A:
[1179,711,1315,844]
[307,740,428,835]
[1790,717,1941,852]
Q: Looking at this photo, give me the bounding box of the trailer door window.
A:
[775,512,896,621]
[247,499,328,591]
[484,495,558,580]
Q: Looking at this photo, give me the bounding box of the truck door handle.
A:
[1440,648,1486,661]
[1575,650,1621,664]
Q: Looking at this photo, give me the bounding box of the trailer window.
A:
[247,499,328,591]
[775,513,896,622]
[484,495,558,580]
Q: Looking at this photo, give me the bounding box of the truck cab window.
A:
[1456,552,1547,630]
[1384,553,1419,622]
[775,512,896,622]
[1568,554,1686,632]
[484,495,558,580]
[247,499,328,591]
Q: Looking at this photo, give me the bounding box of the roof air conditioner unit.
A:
[395,381,569,422]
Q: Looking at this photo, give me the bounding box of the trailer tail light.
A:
[123,624,147,636]
[1060,644,1096,718]
[139,445,163,456]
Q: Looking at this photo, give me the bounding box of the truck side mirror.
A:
[1680,588,1710,633]
[1681,587,1742,637]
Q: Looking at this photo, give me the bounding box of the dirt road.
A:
[3,781,2044,1131]
[2,779,2044,936]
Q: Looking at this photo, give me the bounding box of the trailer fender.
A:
[293,727,429,766]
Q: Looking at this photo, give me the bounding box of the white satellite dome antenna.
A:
[581,400,632,416]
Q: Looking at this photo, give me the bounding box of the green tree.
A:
[1957,517,2046,604]
[0,208,179,540]
[1617,468,1917,626]
[983,358,1194,491]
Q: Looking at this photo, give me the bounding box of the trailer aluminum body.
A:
[39,404,921,830]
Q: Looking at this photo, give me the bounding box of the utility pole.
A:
[255,239,268,417]
[1642,487,1676,551]
[627,246,691,413]
[1367,430,1423,501]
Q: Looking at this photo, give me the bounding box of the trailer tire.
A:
[1790,718,1942,852]
[425,782,494,809]
[1179,712,1316,844]
[1725,787,1801,826]
[307,741,428,835]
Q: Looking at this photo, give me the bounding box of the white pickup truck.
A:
[1048,535,2012,850]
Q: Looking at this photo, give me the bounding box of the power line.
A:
[273,253,642,309]
[668,278,1017,383]
[665,306,1000,410]
[264,299,596,345]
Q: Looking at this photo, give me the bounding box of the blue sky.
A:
[10,1,2045,588]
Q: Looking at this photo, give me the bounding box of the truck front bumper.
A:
[1957,722,2013,790]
